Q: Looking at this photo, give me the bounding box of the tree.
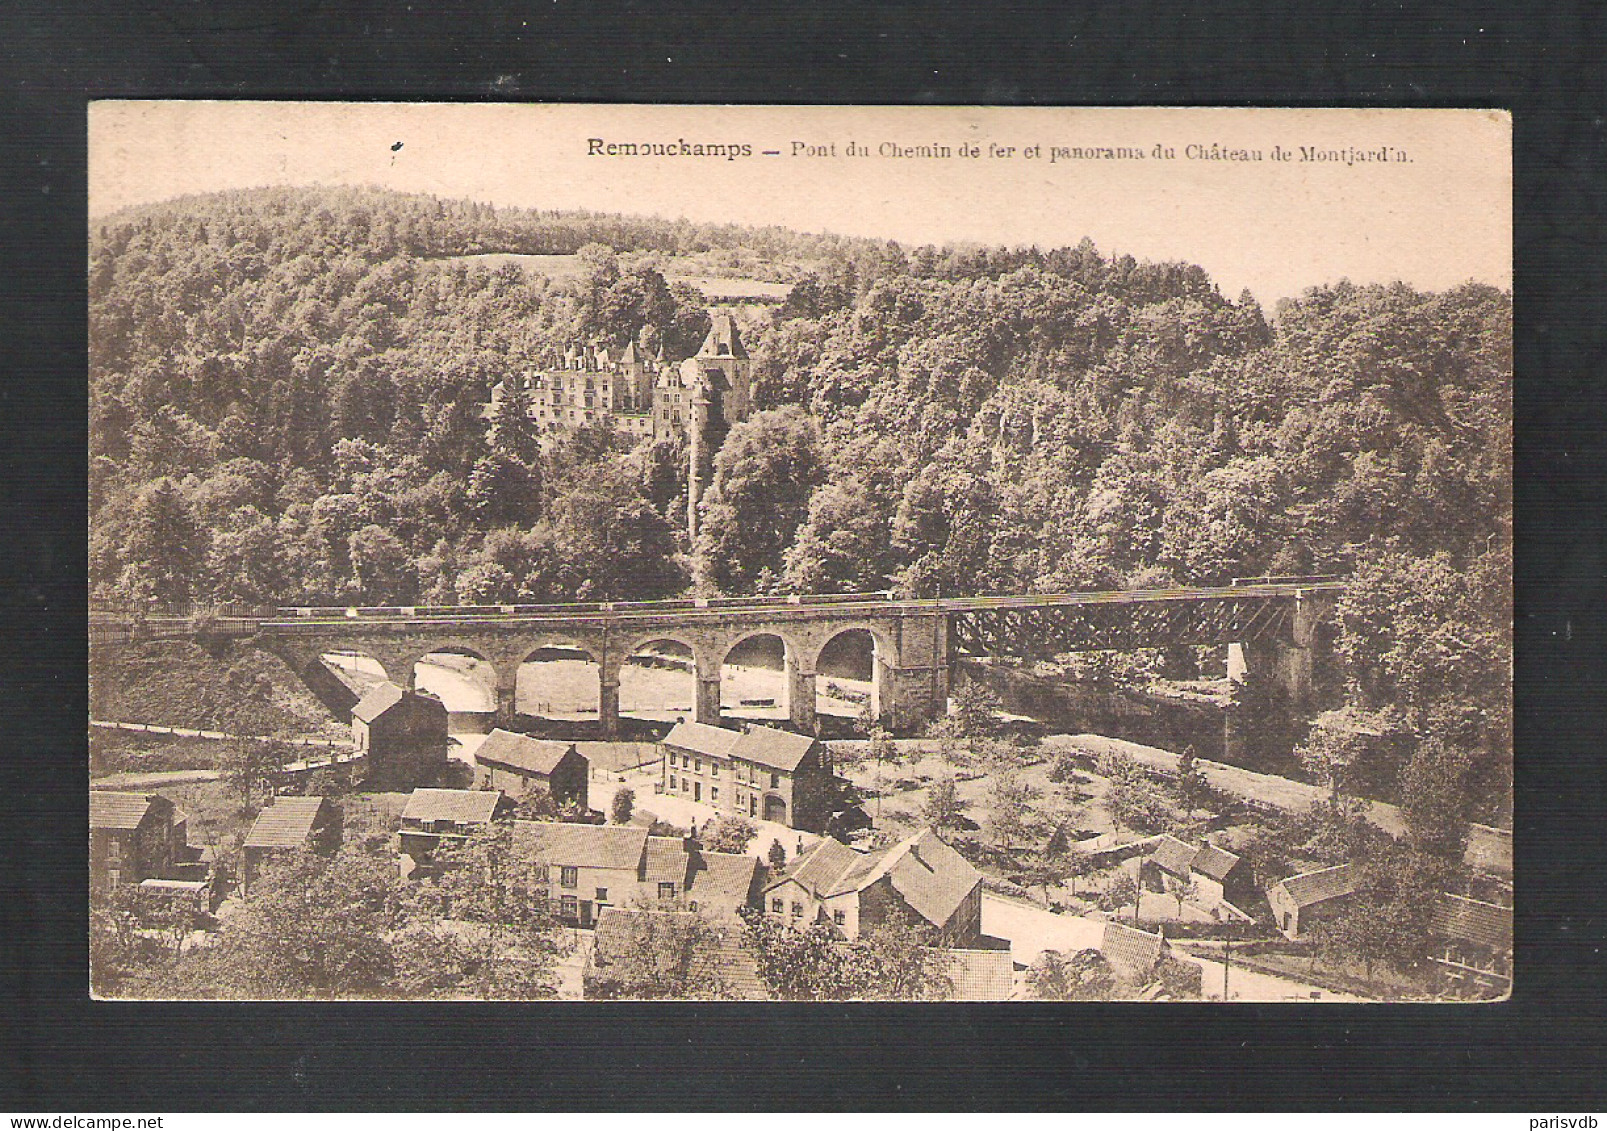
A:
[920,776,970,834]
[741,909,858,1000]
[695,406,824,592]
[1308,845,1448,981]
[1399,736,1474,860]
[1174,745,1210,815]
[610,786,635,826]
[119,477,207,607]
[852,917,954,1001]
[1104,871,1141,922]
[583,910,737,1000]
[988,772,1042,852]
[395,824,568,999]
[1101,758,1176,835]
[702,814,758,855]
[1027,948,1117,1001]
[153,847,402,999]
[766,839,787,872]
[218,740,289,806]
[1172,875,1200,917]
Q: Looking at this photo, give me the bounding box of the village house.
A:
[1267,863,1361,939]
[1142,834,1257,917]
[241,795,342,890]
[514,821,761,928]
[1429,891,1513,999]
[764,827,983,945]
[352,681,449,787]
[1099,921,1203,997]
[473,728,589,809]
[90,791,185,892]
[398,788,509,862]
[661,720,835,831]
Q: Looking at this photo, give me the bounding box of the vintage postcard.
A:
[88,103,1511,1001]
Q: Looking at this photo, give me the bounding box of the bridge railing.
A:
[268,591,899,621]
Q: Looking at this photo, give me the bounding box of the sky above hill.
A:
[89,102,1510,307]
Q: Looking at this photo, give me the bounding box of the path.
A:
[91,719,353,749]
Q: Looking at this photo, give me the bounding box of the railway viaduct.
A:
[96,581,1343,736]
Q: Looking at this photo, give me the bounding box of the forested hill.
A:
[90,185,1512,820]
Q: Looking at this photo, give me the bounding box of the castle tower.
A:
[681,311,752,545]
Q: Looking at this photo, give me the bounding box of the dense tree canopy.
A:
[91,185,1511,822]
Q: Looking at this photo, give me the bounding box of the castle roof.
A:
[696,313,747,360]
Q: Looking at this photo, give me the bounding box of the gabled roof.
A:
[929,947,1015,1001]
[696,313,748,360]
[685,850,760,909]
[1191,843,1242,882]
[244,796,331,849]
[731,725,817,773]
[352,681,405,723]
[588,908,768,1000]
[1274,863,1361,909]
[401,788,504,826]
[474,729,576,776]
[773,837,863,896]
[1101,922,1166,983]
[662,721,740,759]
[619,340,640,364]
[90,791,164,831]
[643,835,692,884]
[1149,834,1201,877]
[1431,893,1513,952]
[515,821,649,872]
[800,829,981,930]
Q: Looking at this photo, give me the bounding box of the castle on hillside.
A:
[483,310,752,537]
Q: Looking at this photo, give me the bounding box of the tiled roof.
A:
[515,821,649,871]
[474,729,575,776]
[1275,863,1361,909]
[1101,922,1165,983]
[1191,843,1242,882]
[1431,893,1512,952]
[731,725,817,773]
[90,791,160,830]
[588,908,768,1000]
[352,680,405,722]
[662,721,740,759]
[776,837,864,895]
[830,829,981,930]
[643,835,692,884]
[685,851,760,910]
[244,796,330,849]
[929,947,1015,1001]
[1150,834,1201,877]
[401,788,504,825]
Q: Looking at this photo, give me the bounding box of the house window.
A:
[658,882,676,900]
[771,898,784,913]
[791,901,803,917]
[833,910,846,926]
[560,895,578,919]
[689,901,699,912]
[595,888,608,901]
[669,775,677,790]
[711,788,719,802]
[711,763,719,777]
[560,866,578,888]
[533,865,550,883]
[771,772,781,788]
[695,759,702,772]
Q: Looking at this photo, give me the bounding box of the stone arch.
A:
[307,648,393,726]
[811,624,897,724]
[514,637,604,723]
[614,634,701,723]
[715,629,803,724]
[408,641,499,717]
[763,793,788,825]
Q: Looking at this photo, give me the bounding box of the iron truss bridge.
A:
[940,581,1346,656]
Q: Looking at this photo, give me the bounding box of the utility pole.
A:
[1223,929,1232,1002]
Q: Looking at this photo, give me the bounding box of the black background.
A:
[3,0,1604,1110]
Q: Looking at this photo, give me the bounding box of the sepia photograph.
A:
[86,103,1512,1003]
